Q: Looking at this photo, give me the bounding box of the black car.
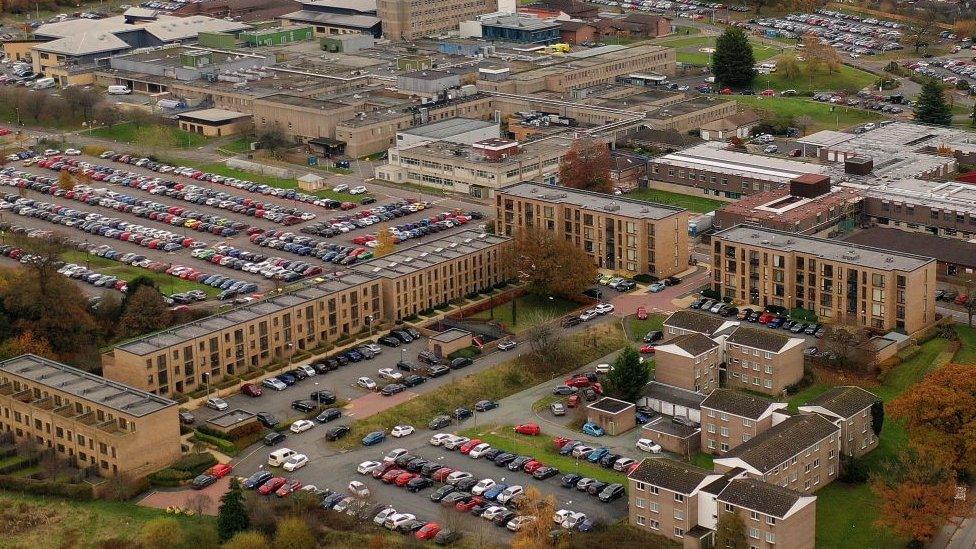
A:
[666,276,681,285]
[428,364,450,377]
[310,362,331,374]
[599,453,621,468]
[391,330,413,343]
[178,411,195,424]
[561,473,583,488]
[616,280,636,291]
[493,510,517,527]
[434,529,463,546]
[405,327,421,339]
[264,431,286,446]
[289,368,309,381]
[360,197,376,205]
[481,448,503,461]
[325,425,350,440]
[561,315,582,328]
[470,503,490,517]
[430,484,458,502]
[321,493,345,509]
[532,466,560,480]
[378,336,401,347]
[453,407,473,421]
[441,492,468,506]
[397,360,419,372]
[474,399,498,412]
[257,412,279,428]
[403,374,426,387]
[429,415,451,430]
[643,330,663,343]
[191,474,217,489]
[421,462,445,477]
[315,408,341,423]
[417,350,440,365]
[243,470,273,489]
[291,399,318,412]
[325,358,341,370]
[406,476,434,492]
[508,456,532,471]
[405,458,429,473]
[335,355,350,366]
[450,357,473,369]
[455,477,479,492]
[310,390,336,405]
[587,480,608,496]
[598,483,625,502]
[381,383,406,396]
[494,453,517,467]
[399,519,426,534]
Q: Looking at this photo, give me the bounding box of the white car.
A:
[497,340,517,351]
[205,397,228,411]
[507,516,536,532]
[383,448,409,463]
[579,309,598,321]
[636,438,662,453]
[429,433,454,446]
[390,424,415,438]
[594,303,614,314]
[348,480,370,497]
[332,184,349,193]
[63,148,81,156]
[373,507,397,526]
[561,511,587,529]
[357,460,382,474]
[282,453,309,471]
[595,363,613,374]
[572,445,594,458]
[349,185,367,195]
[445,471,473,485]
[290,419,315,433]
[442,436,470,450]
[357,376,377,390]
[43,149,60,156]
[297,365,316,377]
[471,478,496,495]
[613,458,637,471]
[497,485,524,504]
[468,443,492,458]
[553,509,573,524]
[481,506,508,520]
[384,513,416,530]
[262,378,287,391]
[377,368,403,381]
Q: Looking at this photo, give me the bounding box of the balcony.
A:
[12,389,33,404]
[33,396,56,411]
[54,405,79,419]
[96,420,125,436]
[76,411,97,426]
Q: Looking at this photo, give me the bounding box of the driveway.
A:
[609,265,711,318]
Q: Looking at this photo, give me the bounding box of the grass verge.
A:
[623,314,665,342]
[61,250,219,297]
[731,96,885,132]
[177,162,363,202]
[88,123,208,149]
[954,324,976,364]
[760,64,877,94]
[469,294,581,331]
[627,187,726,213]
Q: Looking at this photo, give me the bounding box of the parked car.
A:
[582,422,605,437]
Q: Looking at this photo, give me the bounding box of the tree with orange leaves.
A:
[0,331,56,361]
[373,227,395,258]
[558,137,613,194]
[871,448,955,545]
[511,485,557,549]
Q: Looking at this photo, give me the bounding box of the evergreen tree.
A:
[714,511,749,549]
[712,27,756,89]
[914,79,952,126]
[218,478,250,542]
[605,346,649,403]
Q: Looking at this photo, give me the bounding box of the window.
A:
[749,528,761,539]
[650,486,659,495]
[674,527,684,538]
[636,515,645,526]
[766,517,776,525]
[674,510,684,521]
[636,497,645,509]
[766,532,776,543]
[636,481,646,491]
[674,493,684,502]
[649,502,660,513]
[650,519,660,530]
[750,511,760,521]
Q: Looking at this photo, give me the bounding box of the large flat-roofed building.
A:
[841,227,976,280]
[348,229,513,321]
[846,177,976,241]
[377,136,572,199]
[395,118,499,149]
[497,181,689,277]
[377,0,498,40]
[103,273,383,397]
[0,354,181,481]
[279,0,382,37]
[712,179,863,237]
[712,224,937,333]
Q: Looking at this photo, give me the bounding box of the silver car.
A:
[551,403,566,416]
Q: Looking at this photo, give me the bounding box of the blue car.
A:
[649,282,666,293]
[767,317,786,329]
[345,350,364,362]
[483,483,508,501]
[362,431,385,446]
[582,422,605,437]
[635,412,651,425]
[586,448,610,463]
[559,441,581,455]
[277,373,297,386]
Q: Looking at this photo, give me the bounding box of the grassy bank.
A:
[470,294,581,331]
[61,251,219,297]
[757,64,876,94]
[652,35,780,66]
[88,123,209,149]
[336,321,627,448]
[732,96,885,132]
[624,314,665,343]
[627,188,726,213]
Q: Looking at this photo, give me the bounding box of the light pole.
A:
[286,342,294,368]
[202,372,210,398]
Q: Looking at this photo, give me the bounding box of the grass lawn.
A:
[759,64,877,94]
[88,123,208,149]
[470,294,580,332]
[459,425,628,485]
[690,452,714,469]
[627,187,726,213]
[731,96,885,132]
[955,325,976,364]
[531,394,563,413]
[656,35,780,66]
[61,251,219,297]
[624,314,665,342]
[182,163,362,202]
[218,136,255,154]
[0,491,216,548]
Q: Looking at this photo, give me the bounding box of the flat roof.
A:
[430,329,471,343]
[0,354,175,417]
[115,272,378,356]
[400,118,496,139]
[841,227,976,268]
[500,181,685,220]
[588,397,635,414]
[653,141,828,183]
[399,69,457,81]
[177,108,251,123]
[715,224,935,272]
[207,409,257,428]
[348,229,510,279]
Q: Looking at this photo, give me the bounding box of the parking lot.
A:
[743,8,905,55]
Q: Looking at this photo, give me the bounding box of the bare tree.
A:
[906,19,937,54]
[820,321,873,373]
[187,493,213,515]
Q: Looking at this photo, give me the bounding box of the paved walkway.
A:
[609,265,710,319]
[137,475,228,516]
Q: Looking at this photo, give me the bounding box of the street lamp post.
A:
[202,372,210,398]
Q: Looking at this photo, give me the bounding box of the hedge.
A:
[633,274,657,284]
[448,346,481,360]
[789,308,818,322]
[0,475,93,499]
[147,468,194,487]
[190,432,238,456]
[170,452,217,474]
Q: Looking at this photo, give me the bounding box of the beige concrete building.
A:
[700,389,786,455]
[377,0,497,40]
[712,225,937,333]
[724,326,804,397]
[798,386,880,458]
[0,354,181,481]
[177,109,252,137]
[714,413,841,494]
[586,397,636,436]
[497,182,689,278]
[714,477,817,549]
[103,273,383,397]
[653,333,720,394]
[348,229,513,322]
[252,94,362,144]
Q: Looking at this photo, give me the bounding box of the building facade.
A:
[724,326,804,396]
[497,181,689,277]
[653,333,721,394]
[798,386,880,458]
[712,225,937,333]
[0,354,181,481]
[377,0,498,40]
[700,389,786,455]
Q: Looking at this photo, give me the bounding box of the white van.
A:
[32,77,56,90]
[268,448,297,467]
[107,85,131,95]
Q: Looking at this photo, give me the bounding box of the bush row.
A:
[0,474,93,499]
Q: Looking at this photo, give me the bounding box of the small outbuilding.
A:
[427,328,473,358]
[586,397,636,436]
[297,173,326,192]
[177,108,252,137]
[206,409,258,436]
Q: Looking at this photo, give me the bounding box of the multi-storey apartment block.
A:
[713,477,817,549]
[0,354,181,481]
[662,310,737,340]
[798,385,880,457]
[496,182,689,277]
[700,389,786,455]
[653,333,721,393]
[724,326,804,396]
[712,224,936,333]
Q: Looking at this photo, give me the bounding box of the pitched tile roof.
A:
[720,413,839,473]
[718,477,807,518]
[628,458,713,494]
[663,310,729,336]
[726,325,792,353]
[803,386,879,418]
[640,381,706,409]
[700,388,777,420]
[669,332,720,356]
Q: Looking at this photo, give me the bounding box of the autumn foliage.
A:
[871,449,955,543]
[373,227,396,258]
[558,138,613,194]
[509,227,597,299]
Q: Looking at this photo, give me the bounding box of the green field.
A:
[760,64,877,94]
[61,250,219,297]
[654,35,781,66]
[470,294,580,331]
[627,188,726,213]
[731,96,885,132]
[955,325,976,364]
[624,314,665,342]
[178,162,363,202]
[88,123,209,149]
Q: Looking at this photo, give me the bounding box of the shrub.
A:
[147,468,193,487]
[633,274,657,283]
[789,307,817,322]
[0,455,37,475]
[448,346,481,360]
[171,452,218,474]
[189,432,238,456]
[701,289,720,300]
[0,475,93,499]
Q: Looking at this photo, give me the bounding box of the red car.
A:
[567,395,580,408]
[240,383,262,397]
[276,479,302,497]
[394,472,417,487]
[552,436,571,450]
[456,496,484,512]
[758,312,775,324]
[523,460,544,474]
[459,439,482,454]
[432,467,455,482]
[257,477,287,495]
[382,468,405,483]
[719,87,733,94]
[636,306,648,320]
[640,345,656,354]
[210,463,233,478]
[564,375,591,388]
[416,522,441,540]
[371,462,396,479]
[514,423,541,436]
